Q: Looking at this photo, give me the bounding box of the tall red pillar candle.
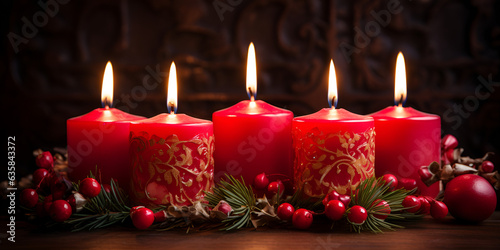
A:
[67,62,144,190]
[369,52,440,197]
[129,62,214,207]
[293,60,375,197]
[213,43,293,185]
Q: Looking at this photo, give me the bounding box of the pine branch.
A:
[204,174,256,230]
[349,176,419,233]
[65,174,131,231]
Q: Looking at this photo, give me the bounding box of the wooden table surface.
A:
[4,212,500,249]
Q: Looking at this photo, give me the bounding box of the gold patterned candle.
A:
[129,62,214,207]
[293,60,375,197]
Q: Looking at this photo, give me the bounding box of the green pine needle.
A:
[204,174,256,230]
[65,172,131,232]
[349,176,419,233]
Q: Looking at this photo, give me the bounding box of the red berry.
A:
[214,200,232,215]
[444,174,497,222]
[325,200,345,221]
[445,148,455,163]
[20,189,38,208]
[33,168,49,186]
[322,190,341,206]
[36,151,54,169]
[44,194,54,213]
[254,173,269,190]
[49,200,72,222]
[79,178,101,198]
[430,200,448,219]
[102,184,112,193]
[398,178,418,191]
[36,202,48,218]
[348,205,367,225]
[402,195,421,213]
[51,178,69,200]
[268,180,285,196]
[381,174,398,190]
[418,168,433,182]
[130,206,145,214]
[372,199,391,220]
[339,194,351,207]
[292,209,313,230]
[277,203,295,221]
[480,161,494,173]
[442,135,458,151]
[154,210,168,223]
[130,207,154,230]
[418,196,431,215]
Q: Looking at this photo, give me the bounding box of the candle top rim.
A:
[213,100,293,117]
[132,113,212,125]
[293,108,374,122]
[68,108,145,123]
[369,106,440,120]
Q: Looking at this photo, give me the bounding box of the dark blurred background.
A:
[2,0,500,189]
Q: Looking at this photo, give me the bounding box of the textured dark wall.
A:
[3,0,500,177]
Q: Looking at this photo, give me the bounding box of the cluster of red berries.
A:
[274,173,450,230]
[253,172,288,196]
[19,151,103,223]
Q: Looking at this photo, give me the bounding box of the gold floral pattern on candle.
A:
[293,127,375,197]
[129,131,214,207]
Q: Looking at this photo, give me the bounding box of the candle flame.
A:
[167,62,178,114]
[246,42,257,101]
[101,61,114,109]
[394,52,407,107]
[328,59,338,109]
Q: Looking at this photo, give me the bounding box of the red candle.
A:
[293,60,375,197]
[67,62,144,190]
[369,52,440,197]
[213,43,293,185]
[129,62,214,207]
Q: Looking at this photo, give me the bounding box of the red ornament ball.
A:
[49,200,72,222]
[348,205,367,224]
[430,200,448,220]
[79,178,101,198]
[130,207,155,230]
[253,173,269,190]
[292,209,313,230]
[381,174,398,190]
[402,195,421,213]
[372,199,391,220]
[480,161,494,173]
[277,203,295,221]
[444,174,497,222]
[325,200,345,221]
[36,151,54,169]
[20,189,38,208]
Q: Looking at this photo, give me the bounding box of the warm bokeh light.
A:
[394,52,407,107]
[328,59,338,109]
[101,61,114,108]
[167,62,178,114]
[246,42,257,101]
